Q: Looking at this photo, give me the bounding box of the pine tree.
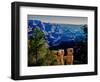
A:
[28,27,46,66]
[28,26,57,66]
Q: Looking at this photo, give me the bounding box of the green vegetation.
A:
[28,27,57,66]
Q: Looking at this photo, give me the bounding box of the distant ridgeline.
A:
[28,20,87,49]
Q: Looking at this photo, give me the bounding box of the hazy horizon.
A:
[28,15,88,25]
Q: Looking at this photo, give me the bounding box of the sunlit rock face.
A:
[28,20,87,48]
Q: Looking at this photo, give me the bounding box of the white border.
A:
[20,6,94,76]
